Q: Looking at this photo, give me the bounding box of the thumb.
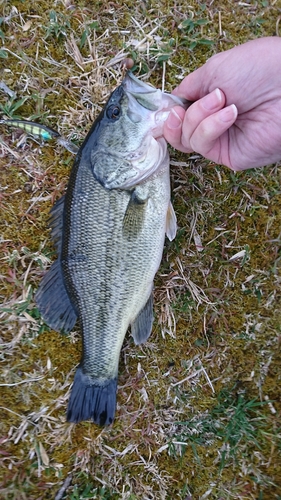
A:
[173,66,208,101]
[163,107,191,153]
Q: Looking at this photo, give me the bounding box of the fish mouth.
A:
[123,71,156,93]
[123,71,190,111]
[122,71,159,111]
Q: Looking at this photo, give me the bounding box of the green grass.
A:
[167,387,280,495]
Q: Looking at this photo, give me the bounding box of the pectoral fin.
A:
[123,189,148,239]
[166,201,177,241]
[131,293,154,345]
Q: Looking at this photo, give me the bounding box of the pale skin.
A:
[163,37,281,171]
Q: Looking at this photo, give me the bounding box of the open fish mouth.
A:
[123,71,157,95]
[123,71,191,111]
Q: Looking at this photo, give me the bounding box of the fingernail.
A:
[167,108,182,129]
[202,88,223,111]
[219,104,238,123]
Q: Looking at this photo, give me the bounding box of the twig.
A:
[0,81,16,98]
[218,11,222,37]
[161,60,166,93]
[0,376,44,386]
[171,368,203,387]
[54,474,73,500]
[276,16,280,37]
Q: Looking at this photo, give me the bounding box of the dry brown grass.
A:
[1,1,281,499]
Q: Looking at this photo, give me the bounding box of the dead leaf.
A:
[22,20,32,32]
[39,441,49,466]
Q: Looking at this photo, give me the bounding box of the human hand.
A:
[164,37,281,170]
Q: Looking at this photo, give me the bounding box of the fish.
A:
[0,118,79,154]
[35,71,189,426]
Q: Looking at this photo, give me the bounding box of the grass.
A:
[168,385,279,471]
[1,0,281,499]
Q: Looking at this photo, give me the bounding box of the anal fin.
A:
[131,292,154,345]
[35,259,78,333]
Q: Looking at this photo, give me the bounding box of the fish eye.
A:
[107,105,121,120]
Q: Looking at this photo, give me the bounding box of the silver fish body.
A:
[35,72,188,425]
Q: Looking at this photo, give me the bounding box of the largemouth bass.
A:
[35,72,189,425]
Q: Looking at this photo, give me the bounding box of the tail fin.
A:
[67,366,117,426]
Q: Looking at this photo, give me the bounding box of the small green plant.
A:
[0,16,5,42]
[124,49,149,75]
[4,247,51,270]
[79,21,99,49]
[0,95,29,118]
[168,411,220,460]
[172,290,196,315]
[45,10,71,40]
[1,284,45,326]
[0,48,7,58]
[149,38,176,64]
[70,474,118,500]
[241,243,251,266]
[1,247,51,333]
[212,388,268,470]
[179,16,215,50]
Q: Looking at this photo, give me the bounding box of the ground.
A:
[0,1,281,499]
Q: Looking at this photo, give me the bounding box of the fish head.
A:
[122,71,190,136]
[91,72,190,190]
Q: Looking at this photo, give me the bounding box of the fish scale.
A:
[63,175,164,366]
[35,72,189,425]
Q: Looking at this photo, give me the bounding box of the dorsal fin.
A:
[35,194,78,333]
[48,195,65,254]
